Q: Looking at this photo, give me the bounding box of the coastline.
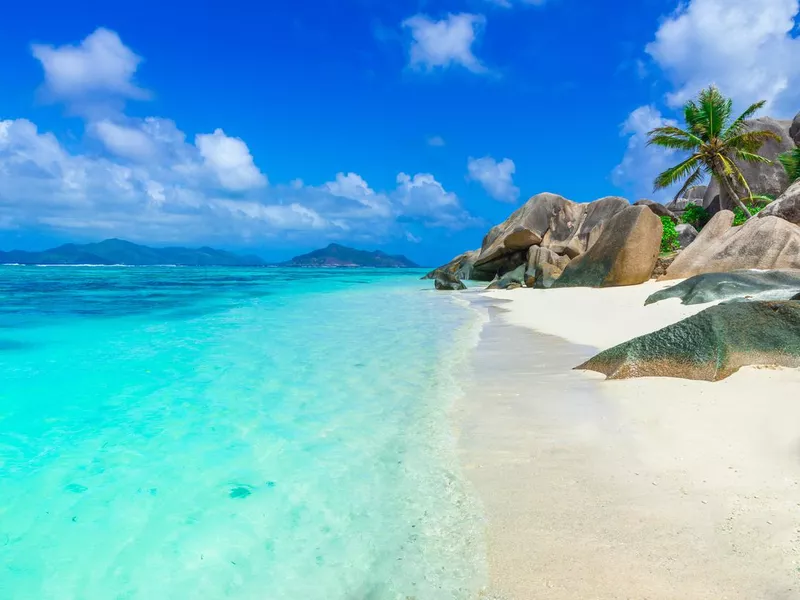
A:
[457,282,800,599]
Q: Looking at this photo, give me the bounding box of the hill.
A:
[283,244,419,268]
[0,239,266,266]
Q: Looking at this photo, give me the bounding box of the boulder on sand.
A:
[525,246,571,289]
[759,180,800,225]
[487,264,526,290]
[471,193,629,280]
[552,206,663,288]
[424,249,479,281]
[432,269,467,291]
[577,300,800,382]
[646,270,800,306]
[661,211,800,280]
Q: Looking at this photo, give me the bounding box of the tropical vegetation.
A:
[779,148,800,183]
[660,216,680,253]
[680,202,711,230]
[647,86,780,219]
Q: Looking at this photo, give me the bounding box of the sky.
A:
[1,0,799,265]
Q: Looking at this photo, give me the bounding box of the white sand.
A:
[458,282,800,599]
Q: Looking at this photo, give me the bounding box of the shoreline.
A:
[457,282,800,599]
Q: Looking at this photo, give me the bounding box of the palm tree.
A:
[779,148,800,184]
[647,86,781,218]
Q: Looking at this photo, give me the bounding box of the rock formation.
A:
[759,180,800,225]
[424,250,479,281]
[634,199,678,222]
[487,264,526,290]
[552,206,662,288]
[432,269,467,290]
[791,112,800,145]
[525,246,571,289]
[646,270,800,306]
[676,224,698,248]
[661,211,800,279]
[577,301,800,382]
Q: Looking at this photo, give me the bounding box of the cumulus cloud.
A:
[195,128,268,191]
[32,28,148,111]
[467,156,519,202]
[646,0,800,116]
[402,13,487,73]
[612,105,684,201]
[2,28,479,246]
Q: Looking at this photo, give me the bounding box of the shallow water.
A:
[0,266,487,599]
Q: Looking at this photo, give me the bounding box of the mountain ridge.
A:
[282,243,419,268]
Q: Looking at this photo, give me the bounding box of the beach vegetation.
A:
[779,148,800,183]
[648,85,780,219]
[680,202,711,230]
[660,216,680,253]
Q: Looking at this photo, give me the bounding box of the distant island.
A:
[282,243,419,268]
[0,239,265,266]
[0,239,420,268]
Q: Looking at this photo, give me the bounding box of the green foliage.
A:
[779,148,800,183]
[660,216,680,253]
[647,86,779,218]
[733,203,765,226]
[680,202,711,230]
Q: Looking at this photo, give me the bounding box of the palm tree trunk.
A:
[713,163,752,219]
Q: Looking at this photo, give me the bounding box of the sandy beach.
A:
[458,282,800,599]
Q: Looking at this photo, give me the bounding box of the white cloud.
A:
[646,0,800,116]
[32,28,148,107]
[402,13,487,73]
[195,128,268,191]
[427,135,446,147]
[612,105,684,201]
[486,0,547,7]
[467,156,519,202]
[394,172,477,228]
[91,120,158,161]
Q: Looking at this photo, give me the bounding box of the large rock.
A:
[676,223,698,248]
[661,211,800,279]
[473,193,629,278]
[634,199,678,222]
[525,246,571,289]
[576,301,800,382]
[759,179,800,225]
[432,269,467,291]
[552,206,663,288]
[646,270,800,306]
[424,249,479,281]
[790,112,800,145]
[486,264,526,290]
[665,185,707,214]
[702,117,795,211]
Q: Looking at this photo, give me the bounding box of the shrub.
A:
[733,203,766,226]
[680,202,711,230]
[660,216,680,253]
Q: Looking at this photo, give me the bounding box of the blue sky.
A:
[1,0,799,264]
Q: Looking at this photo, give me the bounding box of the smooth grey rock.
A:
[676,223,698,248]
[665,186,707,214]
[424,249,480,281]
[647,270,800,305]
[703,117,795,211]
[473,193,629,277]
[525,246,571,289]
[759,179,800,225]
[634,199,678,222]
[553,206,663,288]
[433,269,467,290]
[486,264,526,290]
[791,112,800,145]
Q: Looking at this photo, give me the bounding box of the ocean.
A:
[0,266,487,599]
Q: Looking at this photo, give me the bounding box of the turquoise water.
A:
[0,267,487,600]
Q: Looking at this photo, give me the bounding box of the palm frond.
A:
[779,148,800,182]
[726,130,781,153]
[683,100,708,139]
[720,155,755,200]
[722,99,767,138]
[653,154,702,190]
[698,86,732,138]
[672,168,704,201]
[733,150,773,165]
[648,125,704,145]
[647,134,699,151]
